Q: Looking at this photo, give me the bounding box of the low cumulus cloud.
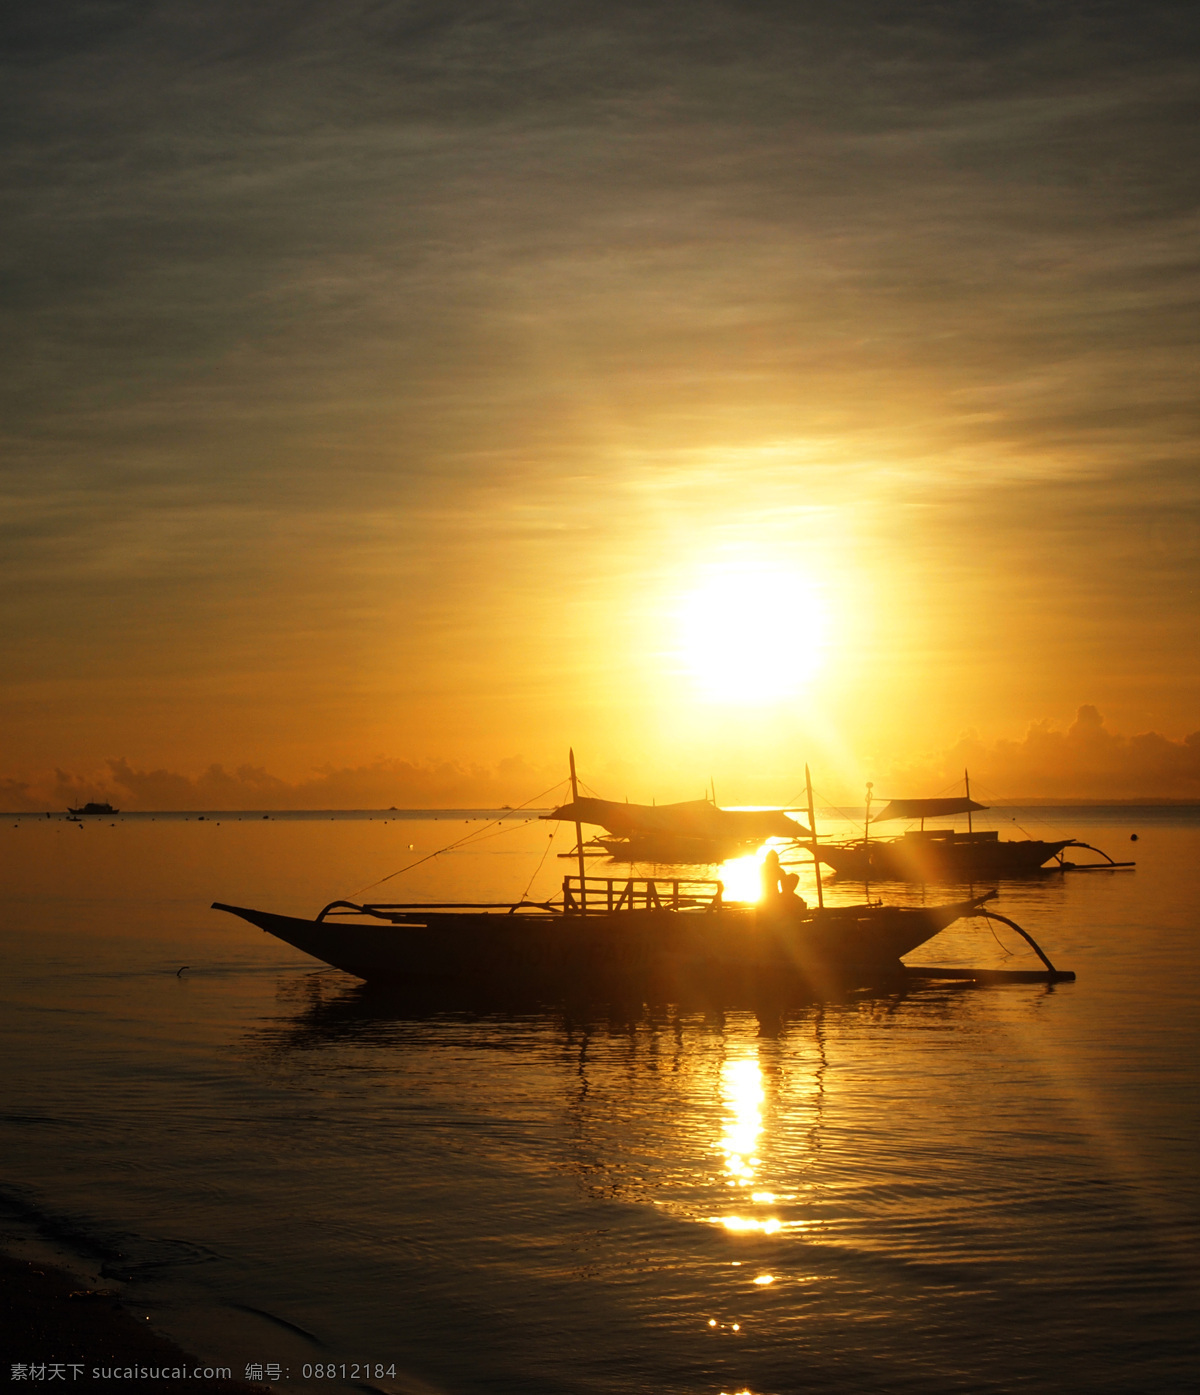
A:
[35,755,560,812]
[884,706,1200,801]
[6,707,1198,810]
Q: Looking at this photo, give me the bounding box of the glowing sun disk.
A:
[676,563,826,704]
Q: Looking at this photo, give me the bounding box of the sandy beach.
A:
[0,1251,265,1393]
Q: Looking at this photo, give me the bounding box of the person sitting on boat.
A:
[780,870,807,911]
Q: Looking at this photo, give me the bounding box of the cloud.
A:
[36,754,561,812]
[6,708,1197,810]
[2,2,1198,776]
[0,778,45,813]
[883,705,1200,800]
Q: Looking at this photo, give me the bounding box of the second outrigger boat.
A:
[213,756,1073,991]
[817,774,1131,882]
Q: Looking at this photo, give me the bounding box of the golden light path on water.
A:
[712,1057,772,1395]
[709,1051,789,1240]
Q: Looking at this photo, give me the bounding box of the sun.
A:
[675,561,826,704]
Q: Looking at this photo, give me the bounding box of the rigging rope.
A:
[343,776,571,900]
[966,774,1065,841]
[519,821,560,901]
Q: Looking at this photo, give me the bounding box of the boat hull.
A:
[213,895,992,991]
[820,834,1073,881]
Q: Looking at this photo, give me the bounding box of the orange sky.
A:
[2,3,1198,807]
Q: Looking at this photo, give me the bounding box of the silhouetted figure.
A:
[780,870,807,911]
[760,849,782,901]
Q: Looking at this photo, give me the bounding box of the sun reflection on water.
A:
[720,1057,763,1187]
[708,1052,788,1235]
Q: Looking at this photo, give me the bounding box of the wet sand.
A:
[0,1251,265,1392]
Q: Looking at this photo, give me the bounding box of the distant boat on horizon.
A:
[66,801,119,815]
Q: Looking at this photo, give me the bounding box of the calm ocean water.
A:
[1,807,1197,1393]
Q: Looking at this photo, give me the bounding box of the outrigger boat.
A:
[817,774,1131,882]
[212,882,1005,991]
[213,756,1073,990]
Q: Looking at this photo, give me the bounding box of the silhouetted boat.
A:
[214,757,1072,989]
[543,793,807,865]
[213,879,1001,990]
[67,801,119,815]
[816,775,1130,880]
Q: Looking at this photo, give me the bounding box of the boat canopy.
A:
[871,797,988,822]
[543,795,809,841]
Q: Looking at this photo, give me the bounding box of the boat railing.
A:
[561,874,724,914]
[314,877,728,923]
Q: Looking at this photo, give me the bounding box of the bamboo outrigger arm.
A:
[1057,841,1136,870]
[975,908,1061,974]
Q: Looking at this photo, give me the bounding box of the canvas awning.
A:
[870,797,988,823]
[543,796,809,841]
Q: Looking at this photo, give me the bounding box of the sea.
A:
[1,806,1197,1394]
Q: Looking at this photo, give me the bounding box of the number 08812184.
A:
[302,1364,398,1379]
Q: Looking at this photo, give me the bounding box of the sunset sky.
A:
[3,2,1198,807]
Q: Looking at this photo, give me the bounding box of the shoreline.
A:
[0,1251,265,1392]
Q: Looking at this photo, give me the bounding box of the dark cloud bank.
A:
[3,754,557,814]
[884,706,1200,802]
[4,709,1198,810]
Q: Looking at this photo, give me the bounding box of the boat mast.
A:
[965,768,973,835]
[864,780,873,895]
[805,763,825,910]
[569,748,586,911]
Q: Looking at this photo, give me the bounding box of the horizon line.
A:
[8,797,1200,816]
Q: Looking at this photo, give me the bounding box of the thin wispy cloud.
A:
[2,2,1197,784]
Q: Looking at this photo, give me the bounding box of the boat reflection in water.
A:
[238,947,1140,1395]
[248,970,844,1234]
[245,969,967,1276]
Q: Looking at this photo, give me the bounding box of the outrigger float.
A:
[213,756,1075,992]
